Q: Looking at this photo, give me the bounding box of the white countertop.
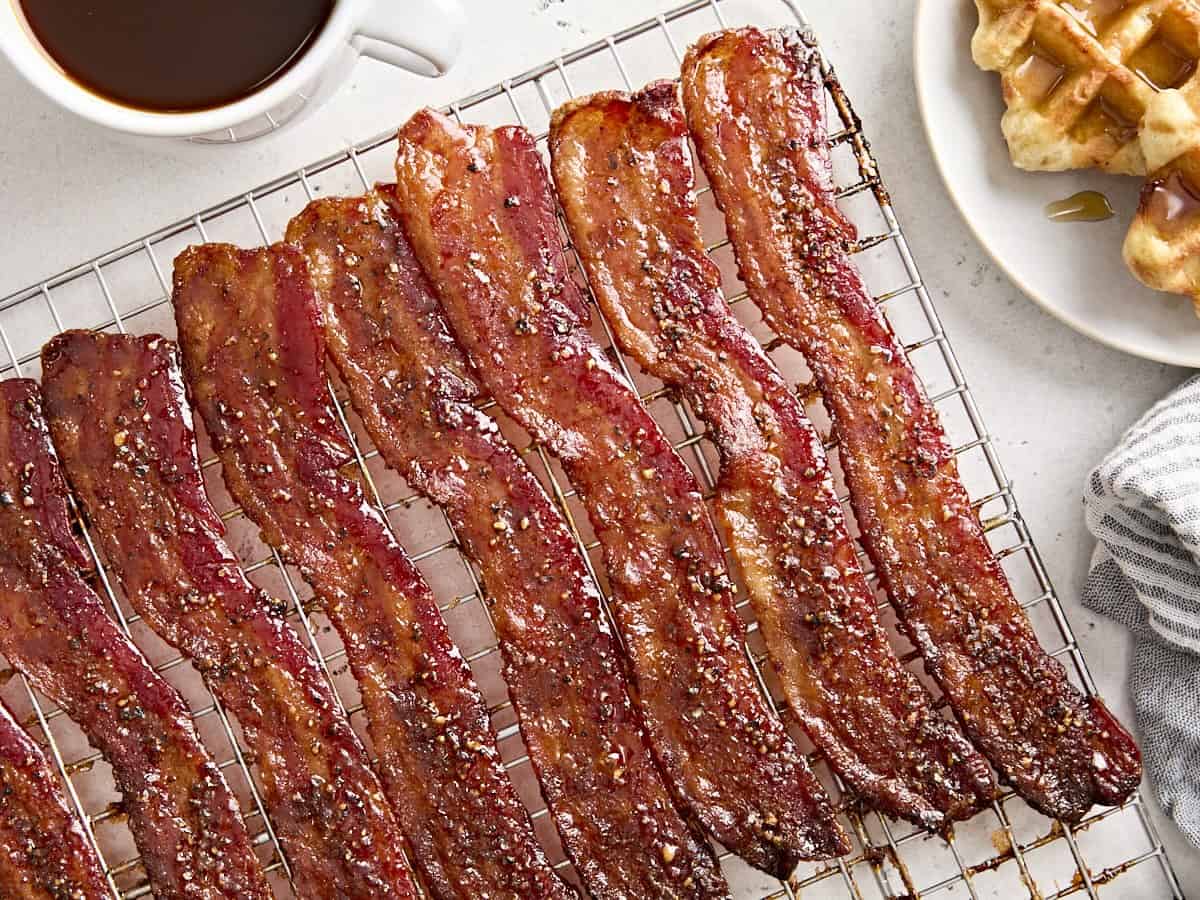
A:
[0,0,1194,894]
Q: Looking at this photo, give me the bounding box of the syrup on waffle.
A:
[1124,145,1200,308]
[972,1,1200,173]
[973,0,1200,312]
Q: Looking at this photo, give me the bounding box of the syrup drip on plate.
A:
[1045,190,1115,222]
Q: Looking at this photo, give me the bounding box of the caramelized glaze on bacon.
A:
[172,243,575,900]
[550,82,997,830]
[0,379,269,900]
[681,26,1141,821]
[393,108,849,877]
[41,329,419,900]
[0,697,110,900]
[286,190,728,899]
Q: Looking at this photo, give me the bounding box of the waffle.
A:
[1123,89,1200,308]
[971,1,1200,175]
[973,1,1200,312]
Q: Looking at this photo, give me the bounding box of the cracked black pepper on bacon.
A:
[0,696,110,900]
[681,26,1142,821]
[393,107,850,878]
[171,243,577,900]
[549,81,998,831]
[0,378,269,900]
[40,329,420,900]
[286,187,729,899]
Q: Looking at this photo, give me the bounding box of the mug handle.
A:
[352,0,467,76]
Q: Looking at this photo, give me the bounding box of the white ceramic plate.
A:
[913,0,1200,367]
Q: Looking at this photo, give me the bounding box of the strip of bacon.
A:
[286,189,729,898]
[40,329,419,900]
[681,27,1142,821]
[0,378,269,899]
[172,243,576,900]
[550,82,997,830]
[393,108,849,877]
[0,696,111,900]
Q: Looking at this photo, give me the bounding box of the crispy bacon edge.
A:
[171,242,577,900]
[681,26,1142,821]
[40,329,420,900]
[0,377,270,899]
[549,82,997,830]
[393,107,850,877]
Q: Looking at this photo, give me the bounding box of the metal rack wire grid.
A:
[0,1,1184,898]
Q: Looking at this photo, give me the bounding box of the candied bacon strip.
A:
[0,378,269,900]
[0,697,111,900]
[286,190,729,899]
[550,83,997,830]
[40,329,419,900]
[393,108,849,878]
[681,26,1142,821]
[172,243,576,900]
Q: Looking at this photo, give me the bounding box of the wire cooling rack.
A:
[0,1,1186,898]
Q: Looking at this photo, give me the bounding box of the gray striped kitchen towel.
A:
[1083,374,1200,849]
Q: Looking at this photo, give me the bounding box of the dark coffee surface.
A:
[20,0,334,112]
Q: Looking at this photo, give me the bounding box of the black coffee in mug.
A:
[18,0,335,112]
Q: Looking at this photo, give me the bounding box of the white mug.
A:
[0,0,466,143]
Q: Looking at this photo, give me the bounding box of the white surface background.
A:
[0,0,1194,894]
